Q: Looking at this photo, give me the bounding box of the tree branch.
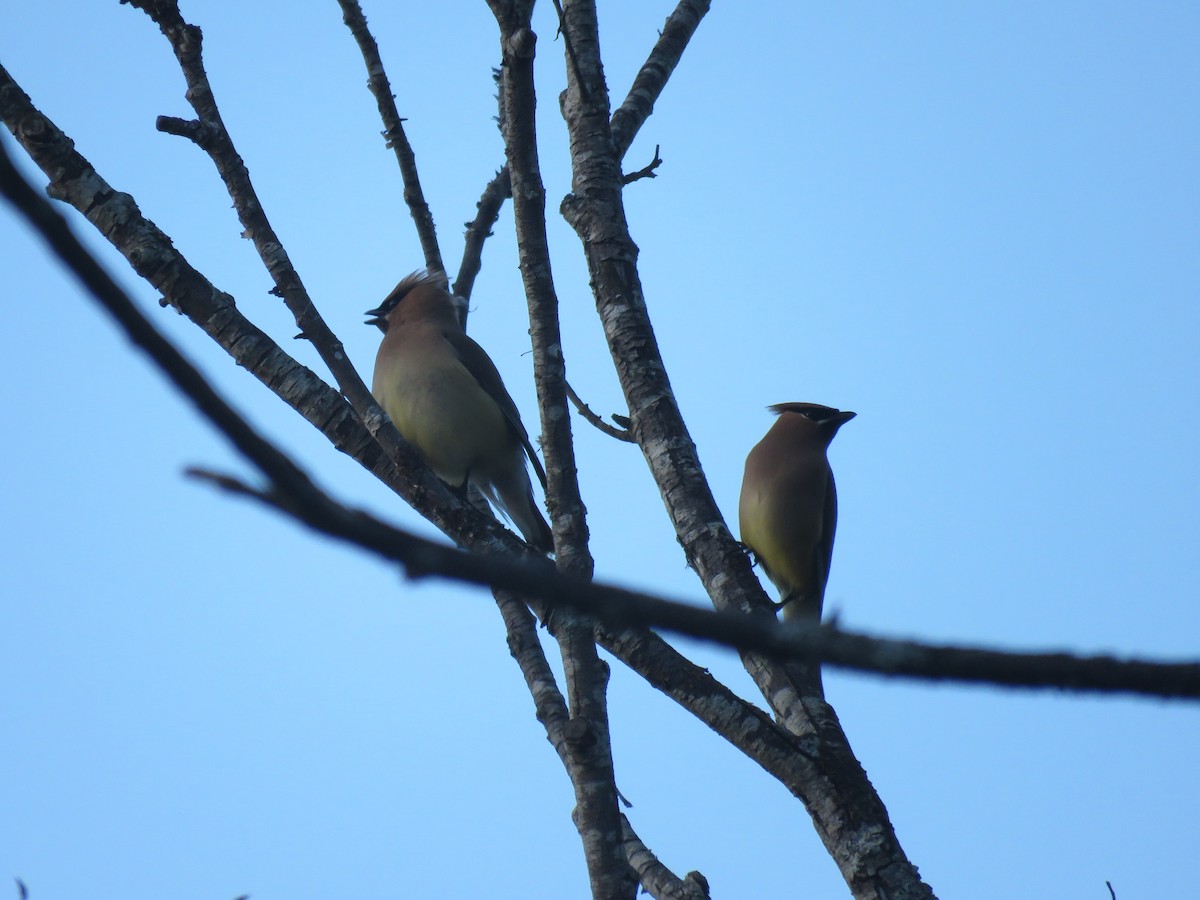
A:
[126,0,402,474]
[0,58,810,827]
[620,815,709,900]
[7,142,1200,900]
[610,0,712,161]
[553,2,931,896]
[621,144,662,184]
[566,381,635,442]
[0,60,525,555]
[489,7,632,897]
[4,142,1196,707]
[453,165,511,304]
[336,0,444,274]
[198,463,1200,702]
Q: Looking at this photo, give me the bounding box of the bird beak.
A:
[364,307,386,329]
[837,410,857,424]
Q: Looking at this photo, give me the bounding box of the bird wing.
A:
[815,469,838,597]
[442,329,548,489]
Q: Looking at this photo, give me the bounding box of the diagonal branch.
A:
[337,0,444,274]
[610,0,712,161]
[9,132,1199,705]
[0,135,575,833]
[0,60,522,555]
[620,815,709,900]
[0,60,806,816]
[566,381,635,442]
[7,142,1200,900]
[453,165,511,304]
[621,144,662,184]
[126,0,394,462]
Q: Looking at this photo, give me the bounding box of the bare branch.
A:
[0,61,524,555]
[620,816,709,900]
[490,6,631,896]
[337,0,444,273]
[453,165,511,305]
[566,381,635,442]
[610,0,712,160]
[180,472,1200,702]
[6,151,1198,705]
[495,585,578,764]
[622,144,662,184]
[126,0,405,484]
[553,2,930,896]
[0,60,806,825]
[154,113,216,147]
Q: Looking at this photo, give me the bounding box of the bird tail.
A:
[779,590,822,623]
[477,468,554,554]
[779,590,825,698]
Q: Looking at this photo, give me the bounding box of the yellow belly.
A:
[372,347,515,487]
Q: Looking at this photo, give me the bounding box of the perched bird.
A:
[365,270,554,553]
[738,402,856,622]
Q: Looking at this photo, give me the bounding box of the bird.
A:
[738,402,856,623]
[365,270,554,553]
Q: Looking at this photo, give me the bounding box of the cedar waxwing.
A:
[738,402,856,622]
[366,270,554,553]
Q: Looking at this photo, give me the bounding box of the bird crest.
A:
[768,402,845,422]
[365,269,454,330]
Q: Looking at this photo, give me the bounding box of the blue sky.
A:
[2,2,1198,898]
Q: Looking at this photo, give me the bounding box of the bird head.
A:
[768,402,856,442]
[364,269,455,332]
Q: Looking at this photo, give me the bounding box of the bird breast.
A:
[371,334,515,487]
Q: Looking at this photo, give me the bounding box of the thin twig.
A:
[610,0,712,160]
[566,381,634,442]
[127,0,396,468]
[453,165,512,308]
[622,144,662,184]
[155,114,216,147]
[337,0,444,273]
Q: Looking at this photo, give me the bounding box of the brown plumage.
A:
[366,270,553,553]
[738,402,855,622]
